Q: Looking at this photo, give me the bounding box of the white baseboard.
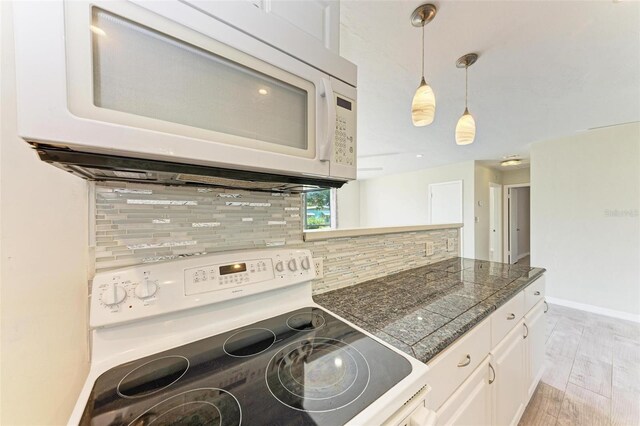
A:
[546,297,640,323]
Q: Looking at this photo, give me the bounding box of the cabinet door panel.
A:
[525,300,546,398]
[491,322,526,426]
[436,358,492,426]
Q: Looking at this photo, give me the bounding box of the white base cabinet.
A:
[490,322,526,426]
[435,358,492,426]
[524,300,546,399]
[427,275,546,426]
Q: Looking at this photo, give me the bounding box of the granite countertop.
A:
[313,257,545,364]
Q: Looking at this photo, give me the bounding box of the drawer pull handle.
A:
[457,354,471,367]
[507,313,516,320]
[544,301,549,313]
[534,291,541,296]
[523,323,529,339]
[489,363,496,384]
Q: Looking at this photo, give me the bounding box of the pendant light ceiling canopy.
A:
[411,4,437,127]
[455,53,479,145]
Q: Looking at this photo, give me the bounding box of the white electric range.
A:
[70,248,435,425]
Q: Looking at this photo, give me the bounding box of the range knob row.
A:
[100,280,158,307]
[275,256,312,273]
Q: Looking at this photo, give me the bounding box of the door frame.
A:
[489,182,503,262]
[503,183,530,264]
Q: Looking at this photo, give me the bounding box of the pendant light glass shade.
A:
[455,53,479,145]
[412,77,436,126]
[455,108,476,145]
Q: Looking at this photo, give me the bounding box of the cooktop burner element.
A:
[117,356,190,399]
[130,388,241,426]
[286,312,326,331]
[267,338,369,412]
[223,328,276,358]
[80,307,411,425]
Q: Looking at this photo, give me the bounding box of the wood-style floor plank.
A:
[541,352,574,392]
[612,364,640,394]
[611,389,640,426]
[568,354,613,398]
[521,304,639,426]
[613,335,640,369]
[518,382,564,426]
[546,329,582,363]
[556,383,611,426]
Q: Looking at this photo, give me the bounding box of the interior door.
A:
[489,184,502,262]
[429,181,463,225]
[508,188,519,264]
[516,187,530,259]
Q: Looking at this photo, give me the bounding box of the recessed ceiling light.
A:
[501,159,522,167]
[258,88,268,95]
[416,154,423,158]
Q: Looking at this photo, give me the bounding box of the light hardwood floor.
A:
[520,304,640,426]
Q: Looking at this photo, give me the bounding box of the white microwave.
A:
[12,1,357,191]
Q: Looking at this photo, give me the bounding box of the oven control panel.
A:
[90,249,315,328]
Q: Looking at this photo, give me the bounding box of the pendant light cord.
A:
[465,65,468,109]
[421,24,425,78]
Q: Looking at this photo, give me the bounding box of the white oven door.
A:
[13,0,336,178]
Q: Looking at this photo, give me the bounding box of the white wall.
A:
[336,180,361,229]
[502,167,530,185]
[0,3,90,423]
[531,122,640,319]
[359,161,475,257]
[474,164,503,261]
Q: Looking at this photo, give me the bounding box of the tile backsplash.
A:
[307,228,458,294]
[94,183,459,293]
[94,182,303,270]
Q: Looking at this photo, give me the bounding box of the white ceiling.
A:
[340,0,640,178]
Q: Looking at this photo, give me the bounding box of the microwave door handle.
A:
[319,78,336,162]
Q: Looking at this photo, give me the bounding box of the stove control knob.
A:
[300,257,311,270]
[287,259,298,272]
[100,284,127,307]
[275,261,285,273]
[135,280,158,299]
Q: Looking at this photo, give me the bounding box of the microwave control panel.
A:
[334,94,356,166]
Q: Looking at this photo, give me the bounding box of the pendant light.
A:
[410,4,437,127]
[455,53,479,145]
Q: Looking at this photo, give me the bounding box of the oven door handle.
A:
[318,77,336,162]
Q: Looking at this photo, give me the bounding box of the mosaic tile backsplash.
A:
[94,183,459,293]
[94,183,303,270]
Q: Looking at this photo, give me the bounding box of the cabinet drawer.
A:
[524,275,546,313]
[491,291,525,348]
[426,318,491,411]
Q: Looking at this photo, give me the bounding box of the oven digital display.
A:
[337,97,352,110]
[219,263,247,275]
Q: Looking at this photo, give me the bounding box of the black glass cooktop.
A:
[81,307,412,426]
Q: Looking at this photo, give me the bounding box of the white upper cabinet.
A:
[181,0,356,86]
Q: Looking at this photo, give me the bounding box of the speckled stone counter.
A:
[313,257,545,364]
